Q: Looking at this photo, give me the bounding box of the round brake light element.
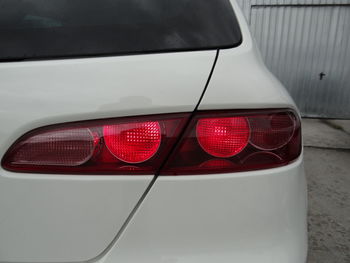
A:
[196,117,250,158]
[103,121,161,163]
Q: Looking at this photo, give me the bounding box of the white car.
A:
[0,0,307,262]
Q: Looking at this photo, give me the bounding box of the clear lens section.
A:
[103,122,161,164]
[9,128,95,166]
[249,112,296,150]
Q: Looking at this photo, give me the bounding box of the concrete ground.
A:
[303,119,350,263]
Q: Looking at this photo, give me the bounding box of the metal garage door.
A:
[236,0,350,118]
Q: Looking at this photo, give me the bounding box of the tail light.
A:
[2,114,190,175]
[161,110,301,175]
[2,109,301,175]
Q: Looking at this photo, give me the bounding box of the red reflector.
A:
[103,122,161,163]
[8,128,95,166]
[196,117,250,158]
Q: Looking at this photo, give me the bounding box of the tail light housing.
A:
[2,114,190,175]
[161,110,301,175]
[2,109,301,175]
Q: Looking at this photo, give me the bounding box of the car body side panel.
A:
[199,0,296,112]
[0,51,216,262]
[99,158,308,263]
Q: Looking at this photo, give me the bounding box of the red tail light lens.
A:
[103,122,161,163]
[2,109,301,175]
[196,117,250,158]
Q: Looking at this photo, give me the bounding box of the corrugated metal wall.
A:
[236,0,350,118]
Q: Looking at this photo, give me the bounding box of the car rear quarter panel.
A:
[199,0,296,112]
[98,158,308,263]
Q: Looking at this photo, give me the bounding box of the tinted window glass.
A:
[0,0,242,61]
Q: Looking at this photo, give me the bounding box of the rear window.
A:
[0,0,242,61]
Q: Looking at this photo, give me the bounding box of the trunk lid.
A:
[0,51,215,262]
